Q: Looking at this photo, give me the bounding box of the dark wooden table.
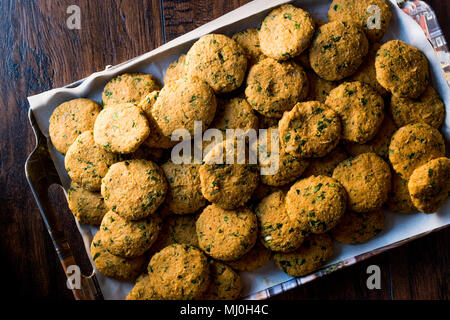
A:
[0,0,448,300]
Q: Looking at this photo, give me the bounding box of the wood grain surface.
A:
[0,0,448,300]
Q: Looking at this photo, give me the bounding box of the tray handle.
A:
[25,109,103,300]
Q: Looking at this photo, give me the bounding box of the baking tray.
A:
[26,0,450,300]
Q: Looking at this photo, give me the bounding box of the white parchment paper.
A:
[27,0,450,300]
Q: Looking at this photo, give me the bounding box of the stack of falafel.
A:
[48,0,449,300]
